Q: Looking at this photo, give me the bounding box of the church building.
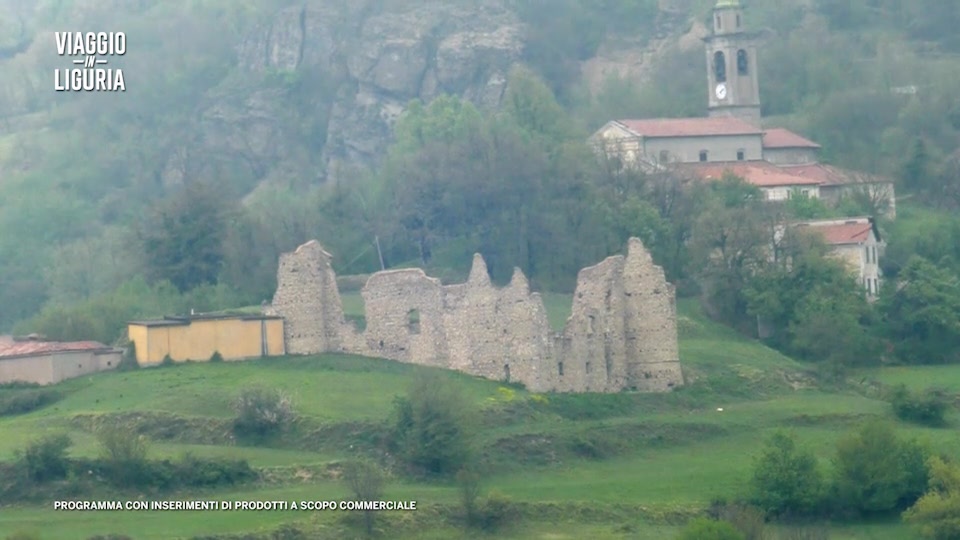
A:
[590,0,896,216]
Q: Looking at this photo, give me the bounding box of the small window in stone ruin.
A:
[644,372,652,379]
[378,340,384,349]
[558,362,564,377]
[107,361,112,367]
[699,150,709,162]
[407,309,420,334]
[587,315,596,335]
[585,361,592,374]
[504,364,511,382]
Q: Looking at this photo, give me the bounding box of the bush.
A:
[457,467,483,527]
[16,434,72,483]
[0,388,62,416]
[471,490,519,532]
[709,503,767,540]
[231,386,295,439]
[676,518,744,540]
[97,425,150,488]
[342,460,387,536]
[209,351,224,363]
[890,385,950,427]
[175,453,255,488]
[390,372,475,477]
[160,354,174,367]
[750,432,825,517]
[832,421,930,515]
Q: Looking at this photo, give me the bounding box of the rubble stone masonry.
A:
[265,238,683,393]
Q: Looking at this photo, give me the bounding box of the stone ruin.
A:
[264,238,683,393]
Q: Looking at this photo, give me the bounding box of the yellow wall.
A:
[127,318,286,366]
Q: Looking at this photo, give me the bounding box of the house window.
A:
[716,14,721,31]
[737,49,749,75]
[736,150,745,161]
[714,51,726,82]
[699,150,708,162]
[407,309,420,334]
[659,150,669,163]
[872,246,878,264]
[736,14,741,28]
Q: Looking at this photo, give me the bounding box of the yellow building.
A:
[127,313,285,366]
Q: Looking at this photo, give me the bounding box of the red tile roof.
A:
[762,128,821,149]
[779,163,888,186]
[0,340,112,359]
[616,117,762,138]
[678,161,823,187]
[794,218,878,245]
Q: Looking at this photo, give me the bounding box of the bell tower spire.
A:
[704,0,761,126]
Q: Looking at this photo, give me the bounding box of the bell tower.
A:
[704,0,761,126]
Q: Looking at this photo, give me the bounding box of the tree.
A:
[139,181,234,292]
[878,256,960,364]
[342,460,387,536]
[832,421,929,515]
[390,371,476,477]
[750,432,825,517]
[903,456,960,540]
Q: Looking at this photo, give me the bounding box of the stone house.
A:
[0,337,121,385]
[774,217,884,297]
[588,0,896,217]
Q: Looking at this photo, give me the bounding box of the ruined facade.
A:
[264,238,683,393]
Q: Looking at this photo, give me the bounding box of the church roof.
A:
[614,117,761,138]
[793,217,880,245]
[762,128,821,149]
[678,161,823,187]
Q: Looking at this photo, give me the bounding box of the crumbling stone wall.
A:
[265,238,683,393]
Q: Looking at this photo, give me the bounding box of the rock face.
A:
[195,0,525,185]
[265,238,683,393]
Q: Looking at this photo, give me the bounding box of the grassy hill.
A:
[1,299,956,539]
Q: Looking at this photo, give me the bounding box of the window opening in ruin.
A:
[644,372,652,379]
[558,362,564,377]
[585,361,592,374]
[504,364,511,382]
[407,309,420,334]
[605,345,612,379]
[378,340,384,349]
[737,49,748,75]
[587,315,596,335]
[714,51,726,82]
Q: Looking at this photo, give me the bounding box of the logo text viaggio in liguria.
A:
[54,32,126,92]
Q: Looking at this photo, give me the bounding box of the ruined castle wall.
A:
[266,238,682,394]
[360,269,448,367]
[265,240,345,354]
[620,238,683,391]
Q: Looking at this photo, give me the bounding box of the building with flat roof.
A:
[127,313,285,366]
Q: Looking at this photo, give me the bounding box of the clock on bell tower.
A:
[704,0,761,126]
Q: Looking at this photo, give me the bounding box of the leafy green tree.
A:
[750,432,825,517]
[676,518,744,540]
[832,421,929,515]
[878,256,960,364]
[139,181,234,292]
[390,371,476,477]
[903,456,960,540]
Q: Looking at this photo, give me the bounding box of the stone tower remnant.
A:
[265,238,683,393]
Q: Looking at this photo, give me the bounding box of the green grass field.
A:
[0,296,954,539]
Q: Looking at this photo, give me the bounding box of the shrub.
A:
[0,388,62,417]
[175,453,255,487]
[209,351,224,363]
[457,467,483,527]
[903,456,960,540]
[390,371,475,477]
[160,354,175,367]
[231,386,295,439]
[778,525,830,540]
[750,432,825,517]
[710,503,767,540]
[342,459,387,536]
[96,425,150,488]
[676,518,744,540]
[118,342,139,371]
[16,434,72,483]
[472,490,519,532]
[890,385,950,427]
[832,421,930,515]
